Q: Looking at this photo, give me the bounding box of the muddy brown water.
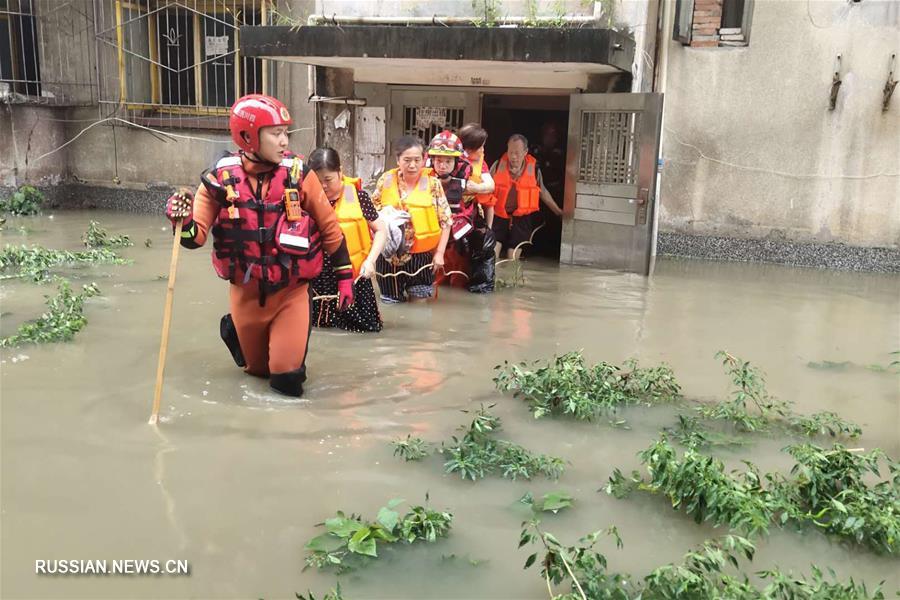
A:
[1,210,898,599]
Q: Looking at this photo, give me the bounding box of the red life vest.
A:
[201,152,323,297]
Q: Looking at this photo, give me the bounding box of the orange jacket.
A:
[492,153,540,219]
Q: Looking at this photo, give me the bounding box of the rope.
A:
[313,219,548,303]
[495,221,546,267]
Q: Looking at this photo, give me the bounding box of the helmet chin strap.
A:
[242,150,277,166]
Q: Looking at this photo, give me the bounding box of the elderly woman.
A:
[308,147,386,332]
[371,135,452,303]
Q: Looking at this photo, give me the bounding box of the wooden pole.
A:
[149,219,183,425]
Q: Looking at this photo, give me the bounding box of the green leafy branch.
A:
[494,352,681,422]
[0,280,101,347]
[304,497,452,573]
[0,244,128,283]
[392,405,566,482]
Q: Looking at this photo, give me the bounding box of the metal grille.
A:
[403,105,464,142]
[0,0,97,105]
[95,0,271,128]
[578,110,641,185]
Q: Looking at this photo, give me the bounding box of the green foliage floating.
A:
[0,244,128,283]
[520,520,887,600]
[392,405,566,482]
[606,438,900,554]
[304,497,452,573]
[82,220,133,248]
[0,185,43,216]
[0,280,101,347]
[494,352,681,421]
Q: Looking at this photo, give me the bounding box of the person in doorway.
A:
[490,134,563,261]
[372,135,452,303]
[308,147,385,332]
[530,121,565,205]
[163,94,354,397]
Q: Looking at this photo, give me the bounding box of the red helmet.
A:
[229,94,293,154]
[427,130,463,157]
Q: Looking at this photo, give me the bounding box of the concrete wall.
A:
[0,105,68,187]
[314,0,596,18]
[659,0,900,248]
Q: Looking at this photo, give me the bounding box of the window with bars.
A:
[578,111,640,186]
[96,0,269,124]
[0,0,41,97]
[403,105,465,142]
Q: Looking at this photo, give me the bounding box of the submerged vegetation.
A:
[0,280,101,347]
[494,352,681,421]
[694,352,863,439]
[304,497,452,573]
[495,350,863,448]
[81,220,133,248]
[392,405,566,482]
[0,244,127,283]
[1,220,134,348]
[520,522,887,600]
[0,185,44,216]
[606,438,900,554]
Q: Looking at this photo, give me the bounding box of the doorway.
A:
[481,94,569,260]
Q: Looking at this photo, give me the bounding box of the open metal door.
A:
[560,93,663,275]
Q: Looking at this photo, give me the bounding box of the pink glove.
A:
[165,189,194,228]
[337,277,354,311]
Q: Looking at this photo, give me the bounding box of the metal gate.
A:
[388,88,479,149]
[561,93,663,275]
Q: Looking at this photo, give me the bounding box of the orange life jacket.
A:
[379,168,442,254]
[334,176,372,278]
[467,153,495,207]
[492,153,540,219]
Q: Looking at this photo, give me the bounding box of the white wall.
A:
[659,0,900,248]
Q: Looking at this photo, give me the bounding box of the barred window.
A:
[96,0,270,127]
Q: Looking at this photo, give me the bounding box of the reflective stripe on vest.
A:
[379,169,441,254]
[335,177,373,278]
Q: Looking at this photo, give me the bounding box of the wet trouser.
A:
[224,281,313,396]
[437,227,496,293]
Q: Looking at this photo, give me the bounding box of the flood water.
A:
[1,210,898,599]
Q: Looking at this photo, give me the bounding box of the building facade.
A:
[1,0,897,270]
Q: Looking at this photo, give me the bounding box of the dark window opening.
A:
[158,9,195,106]
[0,0,41,97]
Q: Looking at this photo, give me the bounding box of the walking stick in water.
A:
[149,218,183,425]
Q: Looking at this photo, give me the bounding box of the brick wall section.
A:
[691,0,723,47]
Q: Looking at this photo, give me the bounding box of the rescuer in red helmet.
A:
[164,94,354,397]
